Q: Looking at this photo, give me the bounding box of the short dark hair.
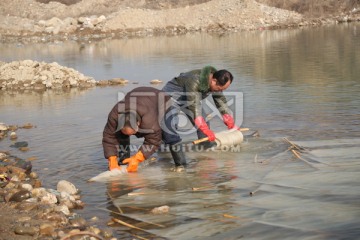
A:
[213,69,233,86]
[118,111,140,130]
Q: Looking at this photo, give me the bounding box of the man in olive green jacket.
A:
[162,66,235,167]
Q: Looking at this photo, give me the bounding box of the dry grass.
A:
[256,0,360,17]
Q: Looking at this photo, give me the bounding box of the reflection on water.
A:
[0,88,94,108]
[0,23,359,239]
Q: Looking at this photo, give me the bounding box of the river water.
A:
[1,23,359,239]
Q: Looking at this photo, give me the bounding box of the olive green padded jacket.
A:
[168,65,231,118]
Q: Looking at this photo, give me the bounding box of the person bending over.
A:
[102,87,170,172]
[162,66,235,167]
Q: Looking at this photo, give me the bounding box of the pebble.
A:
[0,152,7,160]
[57,180,78,195]
[89,226,101,235]
[40,191,58,204]
[8,125,18,131]
[150,79,163,84]
[27,156,38,161]
[70,217,87,228]
[108,78,129,85]
[14,225,37,236]
[15,159,32,173]
[151,205,170,214]
[4,182,17,190]
[171,165,185,172]
[102,228,114,238]
[32,179,42,188]
[61,198,75,209]
[10,141,28,148]
[21,123,34,129]
[54,204,70,215]
[0,123,8,131]
[18,216,32,222]
[44,212,69,225]
[57,230,66,238]
[29,171,38,179]
[31,187,47,198]
[39,223,56,237]
[9,190,32,202]
[15,202,38,211]
[21,183,33,191]
[19,147,30,151]
[75,200,85,209]
[10,131,17,140]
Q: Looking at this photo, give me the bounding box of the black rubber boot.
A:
[170,144,187,167]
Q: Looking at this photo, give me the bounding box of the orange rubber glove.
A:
[123,151,145,172]
[194,116,215,141]
[108,156,122,171]
[222,114,235,129]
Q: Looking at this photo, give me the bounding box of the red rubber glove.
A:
[194,116,216,141]
[108,156,122,171]
[222,114,235,129]
[123,151,145,172]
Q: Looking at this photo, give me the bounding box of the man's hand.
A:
[123,151,146,172]
[194,116,216,141]
[108,156,122,171]
[222,114,235,129]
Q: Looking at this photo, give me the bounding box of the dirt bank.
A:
[0,0,358,43]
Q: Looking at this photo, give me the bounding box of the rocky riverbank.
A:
[0,60,146,91]
[0,123,116,240]
[0,0,358,44]
[0,60,96,91]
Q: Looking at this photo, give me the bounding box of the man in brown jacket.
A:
[102,87,170,172]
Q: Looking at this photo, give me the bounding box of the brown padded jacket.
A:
[102,87,170,159]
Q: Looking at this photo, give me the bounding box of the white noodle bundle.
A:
[214,129,244,147]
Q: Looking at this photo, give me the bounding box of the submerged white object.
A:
[88,168,128,182]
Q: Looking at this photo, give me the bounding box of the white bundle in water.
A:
[214,129,244,147]
[88,168,128,182]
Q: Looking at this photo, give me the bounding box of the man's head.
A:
[209,69,233,92]
[117,111,140,135]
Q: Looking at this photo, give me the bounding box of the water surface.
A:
[1,23,359,239]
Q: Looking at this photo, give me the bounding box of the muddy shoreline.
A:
[1,16,359,45]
